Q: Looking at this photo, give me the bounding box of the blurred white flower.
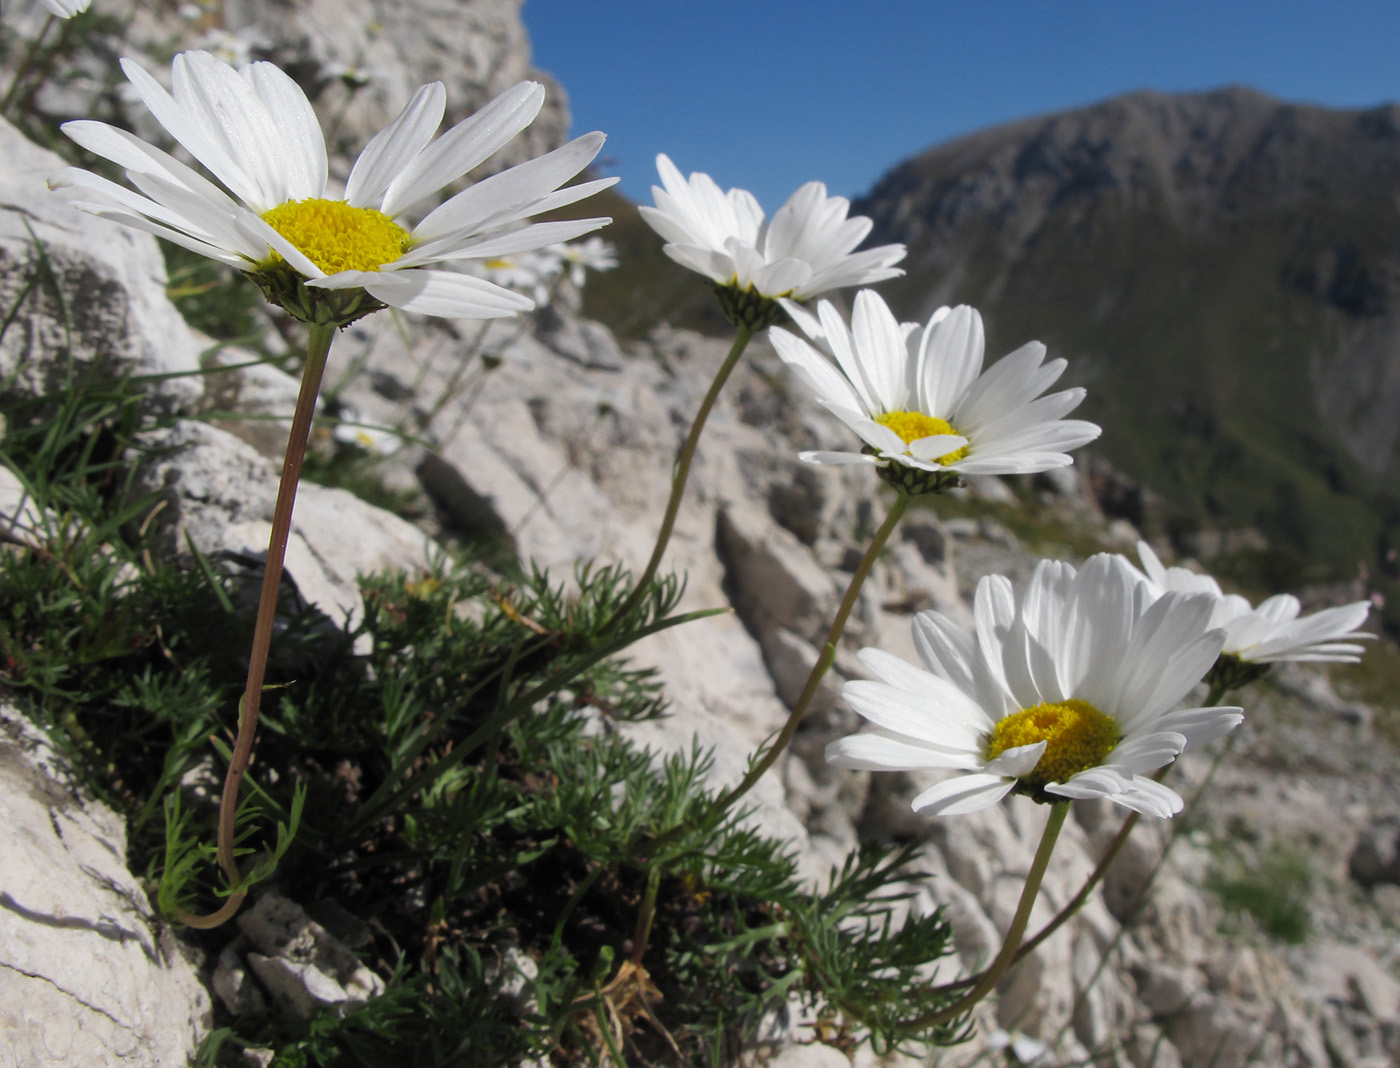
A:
[322,59,379,90]
[53,51,617,324]
[827,555,1243,818]
[639,153,903,301]
[469,249,559,305]
[192,28,264,70]
[333,416,401,456]
[551,236,617,288]
[988,1029,1051,1066]
[36,0,91,16]
[770,290,1100,495]
[1130,542,1371,664]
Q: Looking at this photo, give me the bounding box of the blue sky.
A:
[523,0,1400,211]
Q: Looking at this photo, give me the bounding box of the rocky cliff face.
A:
[856,88,1400,594]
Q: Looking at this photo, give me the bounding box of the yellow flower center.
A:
[260,198,410,274]
[985,698,1118,786]
[875,410,969,465]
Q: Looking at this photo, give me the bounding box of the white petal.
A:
[842,680,987,752]
[382,81,545,217]
[1108,777,1184,818]
[401,217,612,267]
[660,244,734,284]
[910,773,1017,816]
[1153,706,1243,748]
[171,53,297,208]
[817,299,882,415]
[235,209,324,278]
[118,56,263,209]
[856,646,995,732]
[1044,765,1134,799]
[345,81,446,208]
[61,203,246,266]
[1109,732,1188,772]
[850,289,910,412]
[328,268,534,319]
[907,434,969,462]
[797,450,879,466]
[983,741,1046,777]
[771,327,867,414]
[826,732,983,772]
[61,119,240,211]
[245,59,327,200]
[412,132,605,243]
[916,304,984,416]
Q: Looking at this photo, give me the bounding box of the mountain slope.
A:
[855,87,1400,604]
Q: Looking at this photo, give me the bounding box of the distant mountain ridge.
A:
[855,86,1400,607]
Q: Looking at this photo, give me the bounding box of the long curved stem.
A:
[609,324,754,626]
[174,322,335,928]
[704,490,911,825]
[0,15,57,117]
[909,802,1070,1030]
[621,492,912,970]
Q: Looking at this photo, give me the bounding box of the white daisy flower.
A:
[332,415,401,456]
[988,1029,1052,1067]
[551,235,618,288]
[192,28,264,70]
[470,250,556,305]
[37,0,90,16]
[827,554,1243,818]
[1130,542,1371,664]
[51,51,617,325]
[638,153,904,304]
[770,290,1101,495]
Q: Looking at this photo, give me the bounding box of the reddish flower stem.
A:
[174,322,335,929]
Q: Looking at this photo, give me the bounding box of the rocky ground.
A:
[1,1,1398,1065]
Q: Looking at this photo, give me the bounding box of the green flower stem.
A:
[622,491,911,970]
[174,322,335,929]
[699,489,912,828]
[609,323,755,627]
[629,866,662,965]
[642,491,911,866]
[0,14,64,116]
[927,677,1233,996]
[1050,732,1243,1052]
[909,801,1070,1030]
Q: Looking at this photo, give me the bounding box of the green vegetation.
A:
[916,476,1126,561]
[0,362,966,1064]
[1332,636,1400,748]
[1206,841,1315,945]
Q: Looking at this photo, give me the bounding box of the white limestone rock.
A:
[0,118,201,416]
[129,419,435,631]
[0,705,210,1066]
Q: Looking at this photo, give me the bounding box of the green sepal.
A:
[244,263,387,327]
[714,283,786,331]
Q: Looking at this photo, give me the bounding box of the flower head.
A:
[771,291,1101,495]
[551,235,618,288]
[827,555,1243,818]
[333,412,401,456]
[52,51,616,325]
[638,154,904,312]
[1129,542,1371,665]
[470,250,557,305]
